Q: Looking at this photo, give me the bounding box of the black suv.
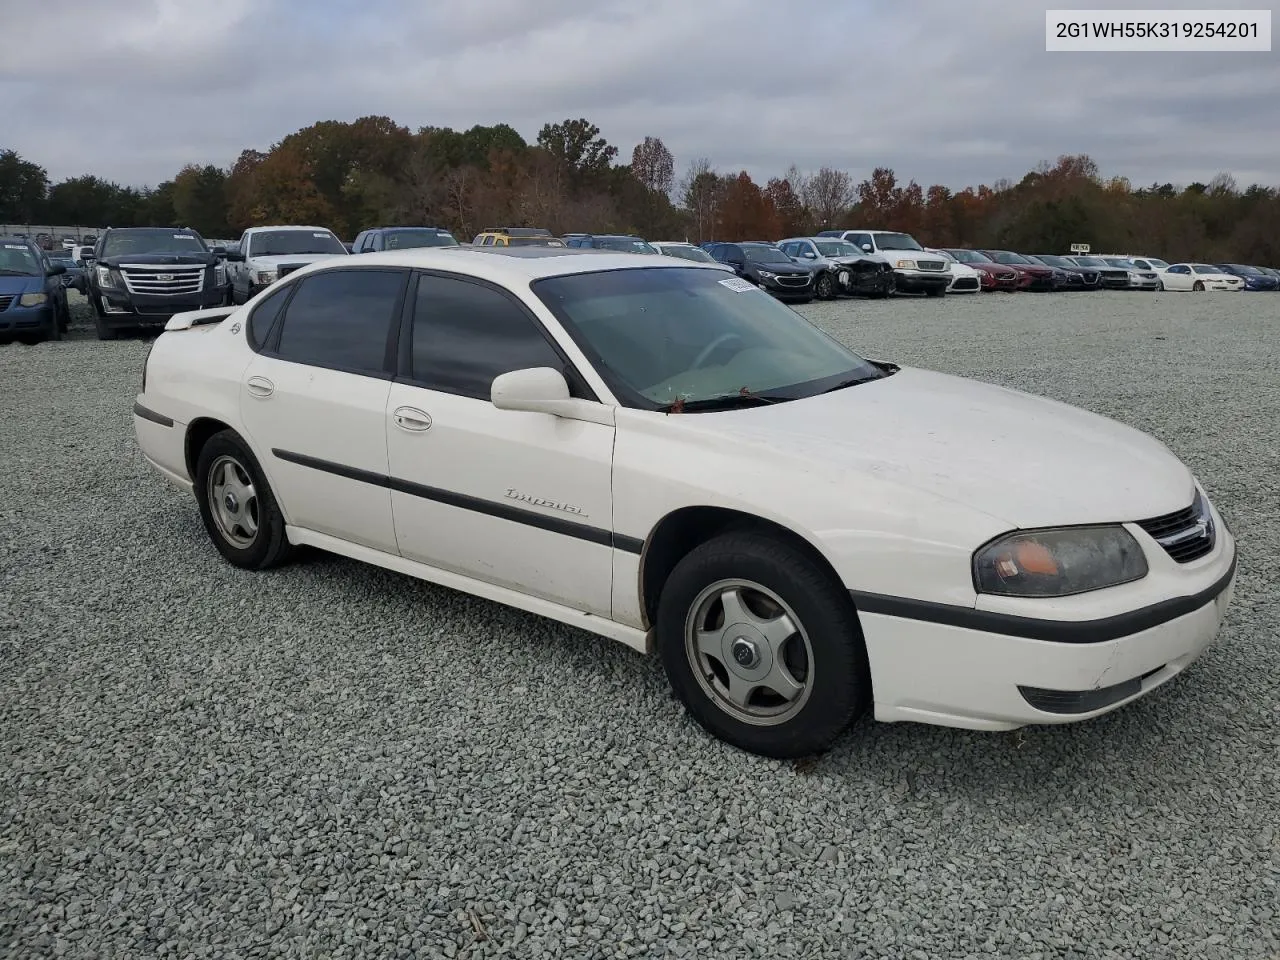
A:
[82,227,229,339]
[562,234,660,254]
[0,235,70,343]
[706,242,815,302]
[351,226,460,253]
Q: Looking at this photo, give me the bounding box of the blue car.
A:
[0,236,70,343]
[1215,263,1280,291]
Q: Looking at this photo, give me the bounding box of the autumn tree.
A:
[171,164,229,236]
[802,166,855,229]
[764,177,805,238]
[679,158,724,242]
[628,136,676,237]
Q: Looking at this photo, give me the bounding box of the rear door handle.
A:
[393,406,432,432]
[246,376,274,398]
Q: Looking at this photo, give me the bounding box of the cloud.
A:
[3,0,1277,190]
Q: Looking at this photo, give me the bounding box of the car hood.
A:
[97,253,215,267]
[246,253,348,266]
[0,274,44,294]
[692,366,1194,528]
[997,261,1051,273]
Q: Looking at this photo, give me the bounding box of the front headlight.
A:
[214,264,227,285]
[18,292,48,306]
[757,270,777,280]
[255,270,278,285]
[896,259,917,269]
[1128,271,1141,280]
[973,526,1148,598]
[96,265,115,288]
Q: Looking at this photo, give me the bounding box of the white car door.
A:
[384,271,617,617]
[1163,265,1191,291]
[237,267,408,554]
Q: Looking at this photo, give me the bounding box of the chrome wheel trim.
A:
[207,454,260,548]
[684,578,815,726]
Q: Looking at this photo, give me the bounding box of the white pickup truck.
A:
[225,225,349,304]
[815,228,952,297]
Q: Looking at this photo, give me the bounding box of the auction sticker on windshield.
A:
[5,244,28,250]
[312,233,330,238]
[174,234,194,239]
[719,277,758,293]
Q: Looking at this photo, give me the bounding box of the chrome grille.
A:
[277,262,308,278]
[996,271,1017,281]
[0,295,14,311]
[120,265,205,296]
[1136,492,1215,563]
[918,260,948,271]
[60,274,74,286]
[1139,272,1157,280]
[776,274,811,287]
[1082,271,1099,282]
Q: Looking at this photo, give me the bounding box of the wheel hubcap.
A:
[207,455,260,548]
[684,578,815,726]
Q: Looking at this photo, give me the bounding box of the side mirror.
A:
[491,367,613,424]
[860,243,873,253]
[47,263,66,276]
[727,258,745,270]
[211,245,227,256]
[803,251,817,259]
[225,250,245,262]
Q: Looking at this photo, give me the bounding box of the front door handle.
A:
[246,376,274,398]
[393,406,432,432]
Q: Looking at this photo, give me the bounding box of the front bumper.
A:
[857,531,1237,731]
[98,286,230,327]
[893,271,950,294]
[947,274,981,293]
[1021,272,1057,291]
[839,268,894,296]
[0,301,54,334]
[758,276,814,300]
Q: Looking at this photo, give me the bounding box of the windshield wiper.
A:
[817,373,888,394]
[664,386,788,414]
[0,269,38,276]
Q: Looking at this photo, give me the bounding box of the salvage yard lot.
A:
[2,291,1277,959]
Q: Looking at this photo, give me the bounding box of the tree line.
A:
[3,116,1277,264]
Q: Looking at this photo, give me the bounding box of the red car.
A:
[940,249,1021,291]
[977,250,1057,291]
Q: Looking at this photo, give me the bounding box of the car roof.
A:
[246,225,334,232]
[286,246,723,283]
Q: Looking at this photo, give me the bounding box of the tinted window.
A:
[248,284,290,350]
[410,274,566,400]
[274,269,404,374]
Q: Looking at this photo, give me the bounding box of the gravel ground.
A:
[2,289,1278,959]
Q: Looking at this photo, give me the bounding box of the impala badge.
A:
[505,488,587,517]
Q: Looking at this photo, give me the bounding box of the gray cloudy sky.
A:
[4,0,1278,190]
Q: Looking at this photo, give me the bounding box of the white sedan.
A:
[926,248,982,293]
[133,248,1237,758]
[1161,263,1245,292]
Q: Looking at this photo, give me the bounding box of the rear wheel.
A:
[194,429,293,570]
[657,531,870,758]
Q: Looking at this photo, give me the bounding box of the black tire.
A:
[657,531,871,759]
[925,286,946,298]
[93,315,119,340]
[194,429,293,570]
[815,272,836,300]
[45,304,62,341]
[1192,281,1204,291]
[57,297,69,333]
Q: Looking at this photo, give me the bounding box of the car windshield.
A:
[1145,258,1170,268]
[1071,256,1105,266]
[1035,255,1072,267]
[509,237,564,246]
[743,245,792,265]
[873,232,923,251]
[814,240,860,257]
[928,250,957,262]
[1191,264,1221,273]
[945,249,992,264]
[1227,264,1260,275]
[384,230,458,249]
[597,238,658,254]
[531,267,885,410]
[989,251,1030,265]
[101,229,208,258]
[249,230,346,256]
[0,243,41,274]
[660,245,717,263]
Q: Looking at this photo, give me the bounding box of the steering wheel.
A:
[692,333,744,370]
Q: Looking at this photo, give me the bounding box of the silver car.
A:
[777,237,895,299]
[1101,257,1160,290]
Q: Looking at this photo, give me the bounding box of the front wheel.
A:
[1193,281,1204,292]
[814,272,836,300]
[657,531,871,759]
[194,429,293,570]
